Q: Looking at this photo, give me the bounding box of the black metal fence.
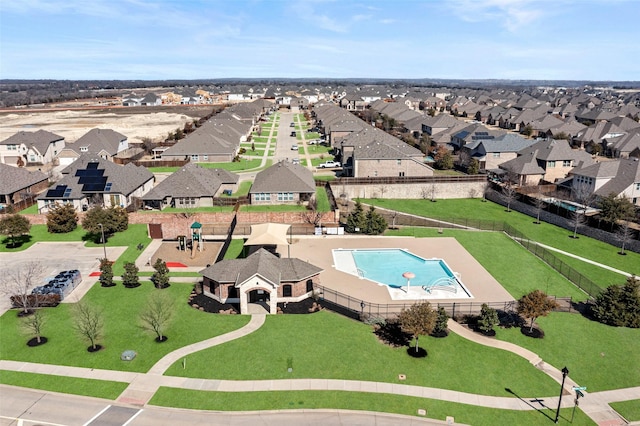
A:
[316,285,573,321]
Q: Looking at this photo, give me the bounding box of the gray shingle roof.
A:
[0,130,64,155]
[142,163,238,200]
[38,154,153,201]
[73,128,127,156]
[0,163,48,195]
[200,248,323,285]
[250,161,315,193]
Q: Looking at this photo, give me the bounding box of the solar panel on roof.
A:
[46,185,67,198]
[82,183,106,192]
[104,183,112,192]
[87,162,99,169]
[78,176,107,185]
[63,188,72,198]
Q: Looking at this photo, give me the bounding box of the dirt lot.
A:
[150,241,222,267]
[0,105,213,144]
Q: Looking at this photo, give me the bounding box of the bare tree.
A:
[0,261,46,315]
[22,308,47,346]
[531,186,547,224]
[500,167,518,212]
[378,185,388,199]
[569,209,588,239]
[300,198,324,226]
[429,182,438,202]
[73,301,104,351]
[420,186,430,200]
[616,220,635,255]
[140,290,175,342]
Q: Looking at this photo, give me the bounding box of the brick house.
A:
[0,163,49,209]
[200,248,323,314]
[249,161,316,205]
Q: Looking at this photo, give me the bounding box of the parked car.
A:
[308,139,320,145]
[292,158,300,165]
[318,161,341,168]
[290,131,296,137]
[291,144,299,150]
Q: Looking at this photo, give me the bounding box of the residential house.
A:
[340,126,433,178]
[37,155,154,213]
[141,163,239,210]
[574,121,626,153]
[450,124,504,150]
[0,163,49,209]
[0,130,65,167]
[570,158,640,206]
[249,161,316,205]
[57,128,128,165]
[200,248,322,314]
[461,133,536,171]
[499,139,594,185]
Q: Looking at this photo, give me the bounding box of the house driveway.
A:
[0,242,127,314]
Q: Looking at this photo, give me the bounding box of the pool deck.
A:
[284,236,515,306]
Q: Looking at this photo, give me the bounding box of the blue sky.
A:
[1,0,638,81]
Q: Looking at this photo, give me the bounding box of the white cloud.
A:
[447,0,544,32]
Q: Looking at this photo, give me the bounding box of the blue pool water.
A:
[349,249,455,288]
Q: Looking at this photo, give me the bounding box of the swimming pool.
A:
[332,248,472,299]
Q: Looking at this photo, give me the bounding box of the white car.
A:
[291,144,299,150]
[318,161,341,168]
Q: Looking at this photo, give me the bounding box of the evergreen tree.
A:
[478,303,499,333]
[592,276,640,328]
[151,258,170,289]
[345,200,366,233]
[122,262,140,288]
[99,258,114,287]
[46,203,78,233]
[82,206,128,242]
[432,306,449,336]
[363,205,388,235]
[468,158,480,175]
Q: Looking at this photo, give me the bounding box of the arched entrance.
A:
[246,288,272,314]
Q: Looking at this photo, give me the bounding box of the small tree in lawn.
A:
[22,308,47,346]
[517,290,559,335]
[615,219,635,255]
[398,302,437,355]
[569,209,587,239]
[122,262,140,288]
[99,258,115,287]
[73,301,104,352]
[432,306,449,337]
[46,203,78,233]
[0,214,31,248]
[82,206,128,243]
[151,258,170,289]
[477,303,499,335]
[140,290,175,342]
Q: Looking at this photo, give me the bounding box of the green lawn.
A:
[1,224,87,252]
[368,199,639,287]
[250,137,268,143]
[19,204,39,214]
[164,311,560,397]
[496,312,640,391]
[234,181,252,196]
[610,400,640,422]
[310,156,335,167]
[315,187,330,212]
[150,387,592,425]
[242,149,266,156]
[0,283,250,373]
[148,159,263,173]
[385,228,589,301]
[152,206,235,214]
[0,370,128,400]
[314,175,337,182]
[223,239,245,259]
[305,144,332,155]
[240,204,307,212]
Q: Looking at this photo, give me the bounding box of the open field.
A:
[0,105,212,144]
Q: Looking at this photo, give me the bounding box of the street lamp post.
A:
[554,366,569,423]
[98,223,107,260]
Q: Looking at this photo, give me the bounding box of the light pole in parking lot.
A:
[98,223,107,260]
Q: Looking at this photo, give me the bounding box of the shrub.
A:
[591,276,640,328]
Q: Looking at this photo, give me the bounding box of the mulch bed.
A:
[27,337,48,347]
[188,292,322,315]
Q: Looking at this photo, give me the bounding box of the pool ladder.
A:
[422,277,458,294]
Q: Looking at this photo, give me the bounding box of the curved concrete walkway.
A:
[117,314,266,405]
[447,319,631,425]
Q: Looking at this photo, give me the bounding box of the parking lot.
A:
[0,242,127,314]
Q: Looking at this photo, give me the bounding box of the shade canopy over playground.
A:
[244,223,291,247]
